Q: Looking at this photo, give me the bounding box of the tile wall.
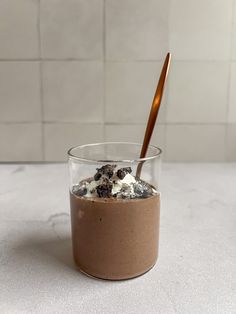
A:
[0,0,235,161]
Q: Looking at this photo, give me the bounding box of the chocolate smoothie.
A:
[70,165,160,280]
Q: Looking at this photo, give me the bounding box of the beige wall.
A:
[0,0,235,162]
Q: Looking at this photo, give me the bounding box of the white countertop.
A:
[0,163,235,314]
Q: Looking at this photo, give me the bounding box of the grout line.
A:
[167,0,171,56]
[42,121,104,125]
[39,58,102,62]
[37,0,45,161]
[163,123,169,161]
[162,80,169,155]
[102,59,231,63]
[39,61,45,161]
[165,1,171,130]
[0,58,104,62]
[225,124,229,161]
[0,59,41,62]
[99,59,163,63]
[0,121,106,125]
[103,0,106,63]
[158,59,231,63]
[39,60,45,162]
[225,0,235,161]
[230,0,236,63]
[38,0,42,59]
[104,122,228,126]
[0,121,42,124]
[163,0,171,158]
[162,123,167,159]
[0,59,232,63]
[0,121,230,126]
[104,122,166,126]
[225,61,232,161]
[164,122,228,126]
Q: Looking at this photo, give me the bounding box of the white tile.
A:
[44,123,104,161]
[42,61,104,122]
[40,0,103,59]
[166,124,226,162]
[228,62,236,123]
[106,0,169,60]
[0,0,39,59]
[169,0,232,60]
[105,124,165,152]
[0,62,41,122]
[226,124,236,161]
[0,123,42,161]
[167,62,228,123]
[105,62,167,123]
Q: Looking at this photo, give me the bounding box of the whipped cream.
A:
[72,164,157,199]
[84,172,136,198]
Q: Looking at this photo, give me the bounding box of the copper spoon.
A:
[136,52,171,178]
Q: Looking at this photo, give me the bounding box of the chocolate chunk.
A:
[116,167,132,180]
[73,186,87,197]
[96,183,112,198]
[96,164,116,179]
[100,176,110,185]
[125,167,132,174]
[116,169,126,180]
[103,164,116,178]
[94,172,102,181]
[96,176,112,197]
[133,180,153,198]
[141,190,152,198]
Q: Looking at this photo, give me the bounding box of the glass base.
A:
[76,262,157,281]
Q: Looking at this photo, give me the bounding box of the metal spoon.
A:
[136,52,171,178]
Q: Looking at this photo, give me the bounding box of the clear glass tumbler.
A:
[68,142,162,280]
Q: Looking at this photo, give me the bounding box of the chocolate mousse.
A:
[70,164,160,280]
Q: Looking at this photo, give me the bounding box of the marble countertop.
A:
[0,163,235,314]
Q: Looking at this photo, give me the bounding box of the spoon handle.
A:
[136,53,171,178]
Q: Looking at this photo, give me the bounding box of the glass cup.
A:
[68,142,162,280]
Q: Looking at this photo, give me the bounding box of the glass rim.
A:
[67,142,162,163]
